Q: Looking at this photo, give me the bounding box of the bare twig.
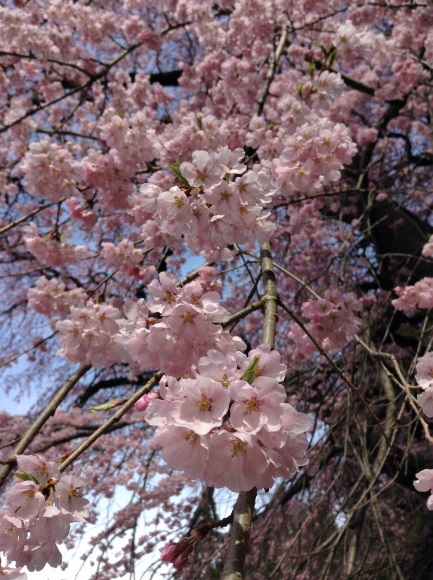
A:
[59,372,162,472]
[278,299,401,469]
[0,364,90,488]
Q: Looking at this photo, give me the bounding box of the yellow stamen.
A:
[197,394,212,412]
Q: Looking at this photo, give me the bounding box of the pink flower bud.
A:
[133,392,159,412]
[160,538,192,570]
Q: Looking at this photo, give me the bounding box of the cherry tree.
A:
[1,0,433,578]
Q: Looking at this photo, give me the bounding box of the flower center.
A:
[219,375,229,389]
[195,168,207,182]
[197,394,212,412]
[245,398,261,413]
[184,430,198,444]
[174,195,184,208]
[181,312,194,323]
[230,439,247,457]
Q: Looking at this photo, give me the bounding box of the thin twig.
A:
[278,298,401,469]
[59,372,162,472]
[0,364,91,488]
[0,199,65,235]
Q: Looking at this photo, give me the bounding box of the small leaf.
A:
[168,161,190,188]
[308,61,316,77]
[296,84,303,99]
[195,115,203,130]
[240,356,260,384]
[15,472,39,484]
[89,400,126,413]
[319,44,328,58]
[328,46,337,67]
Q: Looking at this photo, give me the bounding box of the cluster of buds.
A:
[161,517,231,570]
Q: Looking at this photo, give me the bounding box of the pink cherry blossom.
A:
[417,387,433,418]
[205,431,269,492]
[180,150,225,189]
[414,469,433,511]
[54,473,90,522]
[0,563,27,580]
[416,352,433,390]
[15,455,60,485]
[160,538,193,570]
[133,392,159,412]
[5,481,45,520]
[175,376,230,435]
[229,379,287,434]
[153,426,209,480]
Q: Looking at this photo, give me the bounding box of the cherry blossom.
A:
[414,470,433,510]
[0,455,90,575]
[2,1,433,577]
[144,346,311,492]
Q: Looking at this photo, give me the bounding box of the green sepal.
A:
[15,472,39,484]
[89,400,125,413]
[240,355,260,384]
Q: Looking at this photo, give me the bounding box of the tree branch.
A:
[0,363,90,488]
[222,241,278,579]
[59,372,162,472]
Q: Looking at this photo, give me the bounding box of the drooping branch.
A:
[0,363,90,488]
[256,24,288,116]
[59,372,162,472]
[278,298,401,470]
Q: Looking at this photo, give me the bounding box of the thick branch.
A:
[222,242,278,579]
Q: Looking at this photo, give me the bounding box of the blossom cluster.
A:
[64,198,97,232]
[77,108,159,211]
[56,301,125,367]
[27,276,87,318]
[422,235,433,258]
[334,21,395,61]
[97,108,159,175]
[140,147,277,261]
[415,352,433,418]
[288,290,362,361]
[160,526,208,571]
[124,270,244,376]
[20,137,82,202]
[142,345,312,493]
[101,240,148,278]
[23,223,89,267]
[0,454,90,574]
[306,71,345,110]
[56,269,243,376]
[392,277,433,315]
[271,116,357,198]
